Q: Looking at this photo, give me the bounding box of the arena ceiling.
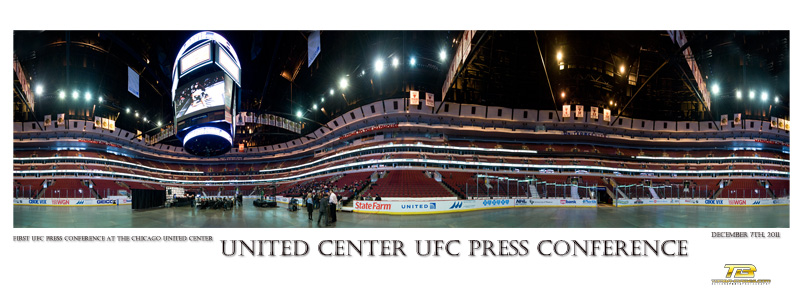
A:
[14,30,789,147]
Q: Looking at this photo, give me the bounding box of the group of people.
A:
[301,189,339,227]
[195,196,242,210]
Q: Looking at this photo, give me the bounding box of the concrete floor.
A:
[13,203,789,228]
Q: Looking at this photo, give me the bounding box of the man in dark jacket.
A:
[317,191,329,226]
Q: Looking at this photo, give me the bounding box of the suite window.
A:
[471,107,476,114]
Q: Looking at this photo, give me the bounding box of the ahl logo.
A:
[752,201,760,205]
[449,202,463,209]
[76,201,85,205]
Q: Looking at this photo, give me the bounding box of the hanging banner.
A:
[307,31,321,67]
[603,109,611,122]
[778,118,785,130]
[575,105,584,118]
[410,90,419,106]
[425,92,434,107]
[57,113,65,125]
[771,117,778,128]
[239,143,245,152]
[136,130,143,141]
[720,114,728,126]
[590,107,599,120]
[44,115,52,126]
[102,118,109,130]
[128,66,140,98]
[94,116,102,128]
[562,105,571,118]
[785,120,790,131]
[733,113,742,126]
[108,119,115,132]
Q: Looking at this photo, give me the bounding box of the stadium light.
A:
[59,91,65,100]
[313,104,318,110]
[98,96,103,103]
[775,96,779,103]
[561,91,565,98]
[619,66,625,74]
[72,90,79,100]
[711,84,720,95]
[361,70,365,76]
[126,108,130,114]
[735,90,742,100]
[143,117,148,122]
[761,91,768,102]
[440,50,446,61]
[157,121,162,127]
[339,78,348,89]
[35,85,43,96]
[392,57,399,68]
[135,112,139,118]
[85,92,92,101]
[749,90,755,100]
[321,97,325,103]
[557,52,563,61]
[296,111,302,118]
[410,57,416,66]
[329,89,334,95]
[375,59,384,73]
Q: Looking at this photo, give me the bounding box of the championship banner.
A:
[57,113,65,125]
[721,114,728,126]
[136,130,143,141]
[102,118,109,130]
[128,66,140,98]
[425,92,434,107]
[590,106,599,119]
[778,118,785,130]
[603,109,611,122]
[733,113,742,126]
[94,116,102,128]
[410,90,419,106]
[575,105,584,118]
[786,120,790,131]
[44,115,51,126]
[108,119,115,132]
[239,143,245,152]
[562,105,571,118]
[236,113,245,126]
[771,117,777,128]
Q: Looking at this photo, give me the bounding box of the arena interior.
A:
[12,30,789,228]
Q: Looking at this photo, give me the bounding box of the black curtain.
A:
[131,189,166,209]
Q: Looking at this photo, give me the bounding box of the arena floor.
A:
[13,203,789,228]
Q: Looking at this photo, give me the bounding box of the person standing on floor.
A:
[328,189,338,223]
[317,190,329,226]
[305,191,314,221]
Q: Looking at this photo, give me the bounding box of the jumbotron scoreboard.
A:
[171,31,241,156]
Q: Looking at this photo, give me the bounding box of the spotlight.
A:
[35,85,43,96]
[375,59,384,73]
[296,111,302,118]
[313,104,318,110]
[126,108,130,113]
[440,50,446,61]
[330,89,334,95]
[98,96,103,103]
[619,66,625,74]
[749,90,755,100]
[135,112,139,118]
[775,96,779,103]
[561,92,565,98]
[85,92,92,101]
[321,97,325,103]
[761,91,768,101]
[157,121,162,126]
[735,90,742,99]
[557,52,563,61]
[361,70,365,76]
[143,117,148,122]
[711,84,720,95]
[392,57,399,68]
[72,90,79,100]
[339,78,348,89]
[410,57,416,66]
[59,91,66,100]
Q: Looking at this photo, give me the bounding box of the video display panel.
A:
[174,71,231,121]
